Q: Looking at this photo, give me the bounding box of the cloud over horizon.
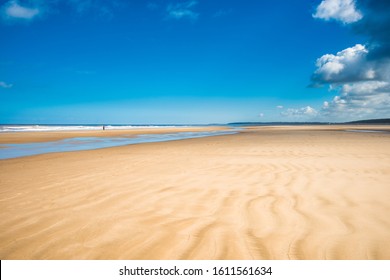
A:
[320,81,390,119]
[281,106,318,118]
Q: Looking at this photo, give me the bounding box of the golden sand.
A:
[0,126,389,259]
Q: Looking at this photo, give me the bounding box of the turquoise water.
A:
[0,124,192,132]
[0,130,238,160]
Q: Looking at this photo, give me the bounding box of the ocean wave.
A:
[0,125,189,132]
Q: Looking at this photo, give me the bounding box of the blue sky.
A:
[1,0,389,124]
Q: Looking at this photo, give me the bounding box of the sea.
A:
[0,124,194,132]
[0,124,238,160]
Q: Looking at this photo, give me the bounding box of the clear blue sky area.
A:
[1,0,387,124]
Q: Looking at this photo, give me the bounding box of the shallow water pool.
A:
[0,130,238,160]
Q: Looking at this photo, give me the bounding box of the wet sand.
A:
[0,125,389,259]
[0,126,227,144]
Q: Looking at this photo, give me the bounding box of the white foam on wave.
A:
[0,125,189,132]
[0,125,101,132]
[104,125,183,130]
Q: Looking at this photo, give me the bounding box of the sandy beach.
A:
[0,125,389,260]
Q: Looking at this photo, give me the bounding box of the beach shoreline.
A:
[0,126,229,144]
[0,125,389,259]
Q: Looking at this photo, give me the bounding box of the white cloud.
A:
[312,44,375,84]
[166,1,199,21]
[259,113,264,118]
[320,81,390,120]
[276,105,284,109]
[0,81,13,88]
[281,106,318,118]
[1,1,40,21]
[313,0,362,24]
[323,101,329,108]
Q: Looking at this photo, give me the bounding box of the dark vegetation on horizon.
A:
[2,119,389,127]
[345,118,390,124]
[228,118,390,126]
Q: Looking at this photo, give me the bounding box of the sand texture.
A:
[0,126,390,259]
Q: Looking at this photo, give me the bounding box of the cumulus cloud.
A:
[314,50,390,119]
[276,105,284,109]
[310,0,390,121]
[319,81,390,119]
[311,44,380,85]
[1,0,40,21]
[166,1,199,21]
[281,106,318,118]
[313,0,362,24]
[0,81,13,88]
